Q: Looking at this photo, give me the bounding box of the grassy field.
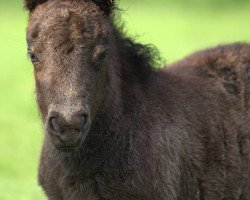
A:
[0,0,250,199]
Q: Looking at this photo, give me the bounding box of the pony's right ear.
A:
[24,0,48,12]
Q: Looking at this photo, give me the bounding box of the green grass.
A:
[0,1,250,199]
[0,3,45,199]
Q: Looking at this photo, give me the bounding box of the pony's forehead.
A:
[29,0,103,24]
[27,0,110,45]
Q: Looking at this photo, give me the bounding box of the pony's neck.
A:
[90,28,158,144]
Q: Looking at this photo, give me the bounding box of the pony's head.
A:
[25,0,116,152]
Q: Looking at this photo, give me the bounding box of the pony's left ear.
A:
[24,0,48,12]
[91,0,116,15]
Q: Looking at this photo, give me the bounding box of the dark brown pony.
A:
[24,0,250,199]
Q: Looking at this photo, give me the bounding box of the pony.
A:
[24,0,250,199]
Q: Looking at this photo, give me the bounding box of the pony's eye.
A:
[94,50,109,68]
[28,51,39,63]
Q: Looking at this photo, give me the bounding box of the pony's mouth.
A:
[51,122,91,152]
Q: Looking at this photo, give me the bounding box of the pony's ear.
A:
[91,0,116,15]
[24,0,48,12]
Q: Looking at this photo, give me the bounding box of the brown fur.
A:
[24,0,250,199]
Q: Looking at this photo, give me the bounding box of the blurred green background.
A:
[0,0,250,199]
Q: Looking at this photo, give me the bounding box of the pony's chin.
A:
[57,145,80,153]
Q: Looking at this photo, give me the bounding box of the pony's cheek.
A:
[34,63,43,72]
[89,72,107,121]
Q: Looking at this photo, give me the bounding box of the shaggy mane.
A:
[111,10,164,72]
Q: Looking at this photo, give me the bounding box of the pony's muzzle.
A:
[46,110,90,151]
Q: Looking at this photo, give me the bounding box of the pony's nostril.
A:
[79,114,89,132]
[69,113,87,132]
[48,116,61,134]
[51,117,59,131]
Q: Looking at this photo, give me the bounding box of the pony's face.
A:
[26,0,113,152]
